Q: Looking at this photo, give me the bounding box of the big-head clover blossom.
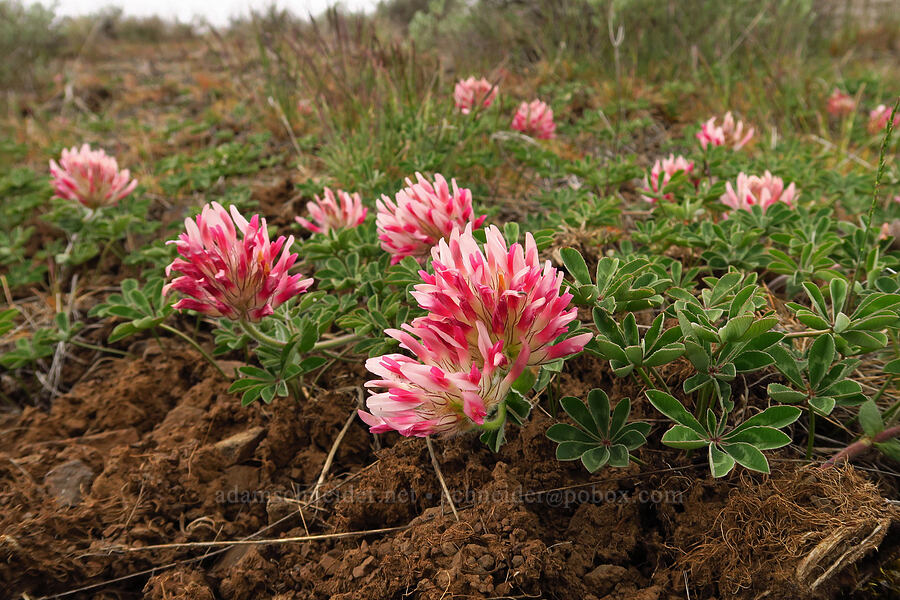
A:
[454,77,498,114]
[641,154,695,203]
[164,202,312,322]
[376,172,486,264]
[295,187,367,234]
[696,112,754,150]
[359,225,591,437]
[511,100,556,139]
[720,171,797,214]
[49,144,138,210]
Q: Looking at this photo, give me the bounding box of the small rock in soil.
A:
[352,555,376,578]
[213,427,266,466]
[585,564,629,595]
[44,459,94,506]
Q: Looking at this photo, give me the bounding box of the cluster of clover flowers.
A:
[639,112,798,214]
[45,81,898,443]
[49,139,588,438]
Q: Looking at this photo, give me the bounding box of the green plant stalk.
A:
[845,97,898,314]
[159,323,226,378]
[648,366,671,393]
[635,366,656,390]
[69,339,130,357]
[240,319,359,351]
[478,400,508,432]
[784,329,830,339]
[694,384,711,421]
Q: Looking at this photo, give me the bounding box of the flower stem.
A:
[159,323,226,378]
[69,339,130,357]
[313,333,360,351]
[240,320,360,352]
[240,320,284,347]
[478,401,508,431]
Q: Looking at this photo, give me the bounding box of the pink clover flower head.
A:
[164,202,313,322]
[868,104,900,133]
[359,225,590,437]
[376,172,486,264]
[720,171,798,213]
[454,77,498,114]
[511,100,556,139]
[696,112,754,150]
[295,187,367,234]
[641,154,695,203]
[49,144,137,209]
[359,322,517,437]
[826,88,856,117]
[415,224,592,368]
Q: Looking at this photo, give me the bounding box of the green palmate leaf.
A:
[807,334,835,388]
[767,345,804,388]
[885,359,900,375]
[683,372,712,393]
[802,282,829,318]
[560,396,597,433]
[809,396,836,416]
[619,427,649,450]
[609,397,630,435]
[731,405,802,433]
[646,390,707,436]
[858,400,884,438]
[607,444,629,468]
[587,389,611,438]
[722,442,770,474]
[848,314,900,331]
[724,426,792,450]
[709,444,736,478]
[581,446,610,472]
[853,293,900,319]
[734,350,775,372]
[546,424,600,444]
[767,383,806,404]
[839,330,888,352]
[556,441,597,460]
[683,340,710,371]
[795,310,831,331]
[661,425,708,449]
[718,314,754,343]
[828,278,849,320]
[592,338,629,363]
[644,343,685,367]
[561,247,592,286]
[833,312,851,333]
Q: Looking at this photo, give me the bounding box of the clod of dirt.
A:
[44,459,94,506]
[208,426,266,466]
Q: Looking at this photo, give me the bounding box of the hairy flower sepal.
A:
[647,390,801,478]
[547,390,650,472]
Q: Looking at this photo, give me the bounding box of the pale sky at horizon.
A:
[33,0,378,27]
